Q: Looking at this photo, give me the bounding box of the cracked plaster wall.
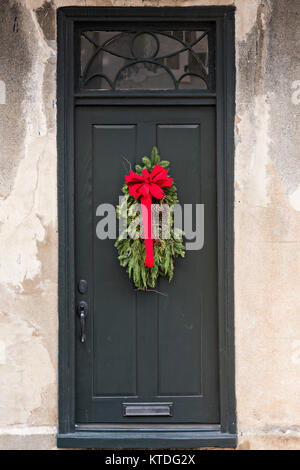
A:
[0,0,299,450]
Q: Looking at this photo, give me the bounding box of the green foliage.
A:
[115,147,185,290]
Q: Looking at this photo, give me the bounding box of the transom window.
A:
[80,28,215,92]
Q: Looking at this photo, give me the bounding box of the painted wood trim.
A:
[57,431,237,449]
[60,6,236,19]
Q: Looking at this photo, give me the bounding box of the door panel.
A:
[93,125,137,398]
[75,105,219,423]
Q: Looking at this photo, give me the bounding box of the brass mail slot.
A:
[123,402,173,417]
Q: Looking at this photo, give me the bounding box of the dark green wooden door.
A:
[75,105,219,424]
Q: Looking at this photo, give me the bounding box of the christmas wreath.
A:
[115,147,185,291]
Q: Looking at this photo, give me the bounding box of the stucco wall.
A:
[0,0,299,450]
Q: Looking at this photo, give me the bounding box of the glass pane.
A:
[115,63,175,90]
[80,30,212,91]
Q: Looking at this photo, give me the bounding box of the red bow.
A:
[125,164,173,268]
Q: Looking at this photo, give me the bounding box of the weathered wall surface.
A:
[0,0,57,450]
[235,0,300,451]
[0,0,299,450]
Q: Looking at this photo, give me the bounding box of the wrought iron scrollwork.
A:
[80,29,213,91]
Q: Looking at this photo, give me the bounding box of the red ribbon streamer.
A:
[125,164,173,268]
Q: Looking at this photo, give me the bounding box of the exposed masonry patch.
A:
[289,185,300,211]
[0,2,56,288]
[234,0,260,40]
[265,0,300,198]
[0,309,56,426]
[291,81,300,105]
[236,0,300,209]
[0,134,57,288]
[0,426,56,435]
[291,340,300,366]
[236,94,272,208]
[0,1,32,198]
[0,81,5,104]
[254,2,268,96]
[0,340,6,365]
[35,1,55,41]
[240,427,300,436]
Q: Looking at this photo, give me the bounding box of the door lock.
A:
[77,301,88,343]
[78,279,88,294]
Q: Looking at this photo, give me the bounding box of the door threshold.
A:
[57,428,236,449]
[75,423,221,432]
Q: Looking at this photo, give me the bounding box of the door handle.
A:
[77,301,88,343]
